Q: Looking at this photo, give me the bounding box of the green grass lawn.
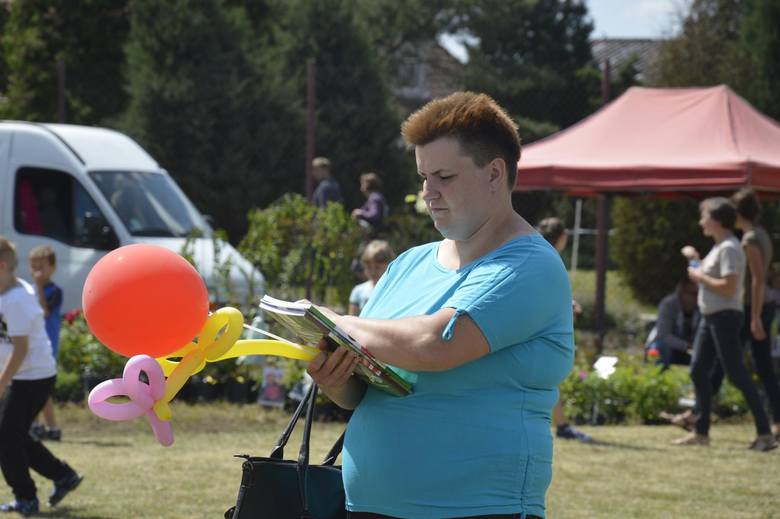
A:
[2,404,777,518]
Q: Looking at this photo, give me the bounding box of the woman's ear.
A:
[488,158,506,192]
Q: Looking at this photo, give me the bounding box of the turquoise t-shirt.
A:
[343,234,575,518]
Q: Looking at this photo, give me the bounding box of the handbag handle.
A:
[269,383,316,460]
[267,383,346,518]
[270,383,346,464]
[297,383,319,516]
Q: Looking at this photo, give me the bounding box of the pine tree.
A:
[0,0,129,124]
[282,0,413,209]
[459,0,599,131]
[123,0,302,242]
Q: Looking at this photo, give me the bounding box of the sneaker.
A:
[48,471,83,507]
[556,424,593,443]
[748,434,778,452]
[671,432,710,446]
[46,427,62,441]
[0,498,39,516]
[29,423,46,441]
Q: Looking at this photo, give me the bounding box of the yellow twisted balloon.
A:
[152,307,318,421]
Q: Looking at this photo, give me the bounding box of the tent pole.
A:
[593,60,612,353]
[594,195,608,353]
[571,198,582,272]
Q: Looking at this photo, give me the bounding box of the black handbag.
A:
[225,384,346,519]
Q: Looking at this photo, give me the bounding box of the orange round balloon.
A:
[82,244,209,358]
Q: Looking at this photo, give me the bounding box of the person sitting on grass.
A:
[645,278,700,369]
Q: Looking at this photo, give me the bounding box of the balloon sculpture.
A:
[84,244,318,446]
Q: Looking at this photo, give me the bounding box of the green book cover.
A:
[259,295,414,397]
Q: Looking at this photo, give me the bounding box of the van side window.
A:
[14,167,119,250]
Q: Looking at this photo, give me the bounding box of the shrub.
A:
[383,210,441,254]
[715,380,749,417]
[240,194,362,306]
[560,357,749,425]
[54,371,84,403]
[631,365,690,423]
[611,197,709,306]
[58,310,125,380]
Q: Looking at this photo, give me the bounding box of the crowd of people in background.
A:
[656,189,779,451]
[3,145,780,517]
[310,151,780,455]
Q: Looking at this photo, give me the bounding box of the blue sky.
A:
[587,0,681,38]
[441,0,682,61]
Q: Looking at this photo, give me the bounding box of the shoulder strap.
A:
[297,383,318,515]
[269,383,315,459]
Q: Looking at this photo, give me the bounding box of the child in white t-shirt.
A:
[348,240,395,316]
[0,237,82,515]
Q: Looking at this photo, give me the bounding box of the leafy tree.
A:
[350,0,459,78]
[649,0,780,121]
[0,0,129,124]
[458,0,600,129]
[651,0,748,89]
[0,3,9,94]
[281,0,414,210]
[611,197,710,306]
[738,0,780,118]
[123,0,303,242]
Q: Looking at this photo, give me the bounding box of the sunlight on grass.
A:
[2,404,777,518]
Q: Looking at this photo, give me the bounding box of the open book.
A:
[259,295,414,397]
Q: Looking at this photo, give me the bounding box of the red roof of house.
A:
[516,85,780,195]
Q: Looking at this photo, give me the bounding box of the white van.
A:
[0,121,265,313]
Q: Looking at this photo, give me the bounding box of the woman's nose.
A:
[421,180,437,200]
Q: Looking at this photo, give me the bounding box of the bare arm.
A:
[307,306,491,408]
[689,268,738,298]
[0,336,29,397]
[336,308,490,372]
[745,243,767,340]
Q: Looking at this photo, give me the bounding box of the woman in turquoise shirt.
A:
[307,92,575,519]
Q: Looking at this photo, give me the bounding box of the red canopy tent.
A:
[514,85,780,347]
[516,85,780,195]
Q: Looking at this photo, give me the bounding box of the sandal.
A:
[659,410,698,431]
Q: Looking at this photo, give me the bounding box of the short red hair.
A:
[401,92,521,187]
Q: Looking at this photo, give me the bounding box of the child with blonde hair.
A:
[348,240,395,316]
[28,245,63,441]
[0,237,81,515]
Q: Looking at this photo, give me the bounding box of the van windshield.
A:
[90,170,205,237]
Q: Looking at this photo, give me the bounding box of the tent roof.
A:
[515,85,780,195]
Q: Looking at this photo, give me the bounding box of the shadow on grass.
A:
[577,439,663,452]
[66,439,133,448]
[35,508,103,519]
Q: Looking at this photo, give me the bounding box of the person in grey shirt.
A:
[733,187,780,439]
[676,197,776,451]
